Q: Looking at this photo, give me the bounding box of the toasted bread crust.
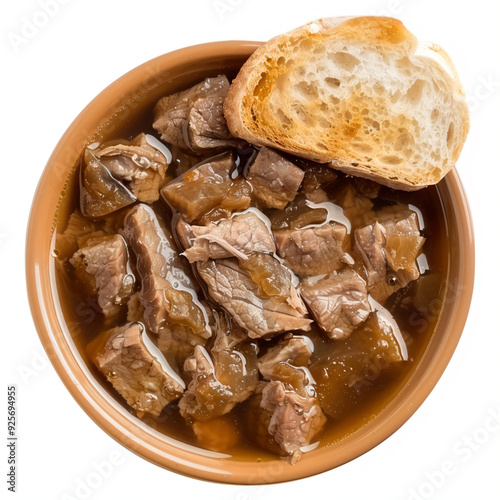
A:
[224,17,470,190]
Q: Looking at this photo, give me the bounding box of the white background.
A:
[2,0,499,499]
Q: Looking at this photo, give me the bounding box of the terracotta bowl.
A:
[25,41,475,484]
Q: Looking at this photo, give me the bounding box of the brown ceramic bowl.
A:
[25,41,475,484]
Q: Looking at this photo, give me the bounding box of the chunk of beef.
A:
[195,178,253,225]
[274,222,349,277]
[177,210,276,263]
[300,269,371,340]
[189,95,235,150]
[70,235,135,317]
[247,147,305,209]
[354,210,425,302]
[258,336,313,379]
[81,149,136,218]
[55,210,114,260]
[256,378,326,464]
[179,344,258,421]
[153,75,238,152]
[89,322,185,417]
[161,152,236,222]
[310,308,407,419]
[95,133,169,204]
[197,258,311,339]
[123,204,210,366]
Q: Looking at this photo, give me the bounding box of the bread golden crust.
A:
[224,17,470,190]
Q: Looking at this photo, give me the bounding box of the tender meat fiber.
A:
[123,204,210,365]
[70,235,135,317]
[274,222,348,276]
[189,95,235,149]
[89,322,185,417]
[247,147,305,209]
[197,258,312,339]
[95,133,169,204]
[259,379,326,463]
[258,336,313,380]
[161,153,235,222]
[355,210,425,302]
[81,149,137,218]
[178,211,276,263]
[300,269,372,340]
[153,75,238,152]
[179,344,258,420]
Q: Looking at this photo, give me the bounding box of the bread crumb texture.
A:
[225,17,470,190]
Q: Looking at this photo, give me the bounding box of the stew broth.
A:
[52,67,450,463]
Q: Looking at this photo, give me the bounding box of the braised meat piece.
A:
[176,211,276,263]
[179,344,258,421]
[56,210,114,260]
[354,209,425,302]
[123,204,210,365]
[300,269,371,340]
[94,133,169,204]
[162,152,237,222]
[246,147,305,209]
[89,322,185,417]
[258,336,313,380]
[274,222,349,277]
[80,149,137,218]
[153,75,238,152]
[197,258,311,339]
[70,235,135,317]
[260,381,325,464]
[250,363,326,463]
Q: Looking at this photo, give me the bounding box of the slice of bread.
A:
[224,17,469,190]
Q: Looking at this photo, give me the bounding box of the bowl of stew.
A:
[26,41,474,483]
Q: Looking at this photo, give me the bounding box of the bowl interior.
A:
[26,41,475,484]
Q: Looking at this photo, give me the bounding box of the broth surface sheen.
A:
[52,68,450,463]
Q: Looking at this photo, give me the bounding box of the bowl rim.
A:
[25,40,475,484]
